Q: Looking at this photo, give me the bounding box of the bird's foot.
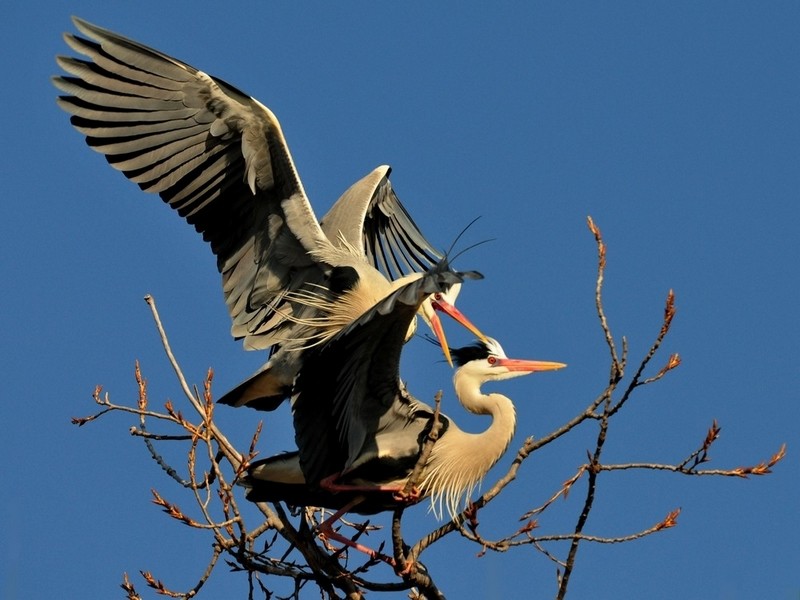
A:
[392,486,421,504]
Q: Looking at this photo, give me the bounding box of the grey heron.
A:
[52,17,485,409]
[245,272,566,522]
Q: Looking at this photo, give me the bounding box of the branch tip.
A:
[151,489,201,527]
[660,289,677,337]
[731,443,787,477]
[120,572,142,600]
[140,570,182,598]
[586,215,600,239]
[770,443,788,467]
[655,508,681,531]
[705,420,721,447]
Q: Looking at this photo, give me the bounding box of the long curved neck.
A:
[421,372,517,518]
[453,372,517,453]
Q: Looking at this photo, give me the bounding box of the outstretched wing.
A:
[292,262,472,484]
[53,17,333,350]
[320,166,443,281]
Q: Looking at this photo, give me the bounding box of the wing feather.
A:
[292,262,470,484]
[320,167,443,282]
[54,17,334,350]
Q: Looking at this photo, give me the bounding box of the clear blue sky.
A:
[2,2,797,599]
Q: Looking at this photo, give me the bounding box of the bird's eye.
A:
[434,293,443,301]
[488,356,497,365]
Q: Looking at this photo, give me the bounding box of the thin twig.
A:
[557,218,623,599]
[144,295,241,465]
[393,391,445,598]
[587,216,622,379]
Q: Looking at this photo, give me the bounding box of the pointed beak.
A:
[495,358,567,372]
[423,293,486,367]
[432,293,488,342]
[428,311,453,366]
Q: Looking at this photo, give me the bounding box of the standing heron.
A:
[245,271,566,524]
[53,17,483,408]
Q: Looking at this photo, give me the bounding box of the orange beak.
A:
[429,293,488,367]
[495,358,567,372]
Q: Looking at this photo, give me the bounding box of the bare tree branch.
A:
[73,220,783,599]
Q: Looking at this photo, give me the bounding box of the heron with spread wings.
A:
[53,17,484,410]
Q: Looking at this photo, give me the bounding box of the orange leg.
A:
[319,473,422,505]
[315,497,395,567]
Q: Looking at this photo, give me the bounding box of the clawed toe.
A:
[392,486,421,504]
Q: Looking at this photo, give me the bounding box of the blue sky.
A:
[2,2,797,599]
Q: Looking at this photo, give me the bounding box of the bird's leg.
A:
[315,497,396,566]
[319,525,395,567]
[319,473,422,505]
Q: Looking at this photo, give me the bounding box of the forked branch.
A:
[72,220,783,599]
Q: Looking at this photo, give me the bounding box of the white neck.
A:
[420,371,517,519]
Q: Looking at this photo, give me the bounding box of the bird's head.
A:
[452,337,566,382]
